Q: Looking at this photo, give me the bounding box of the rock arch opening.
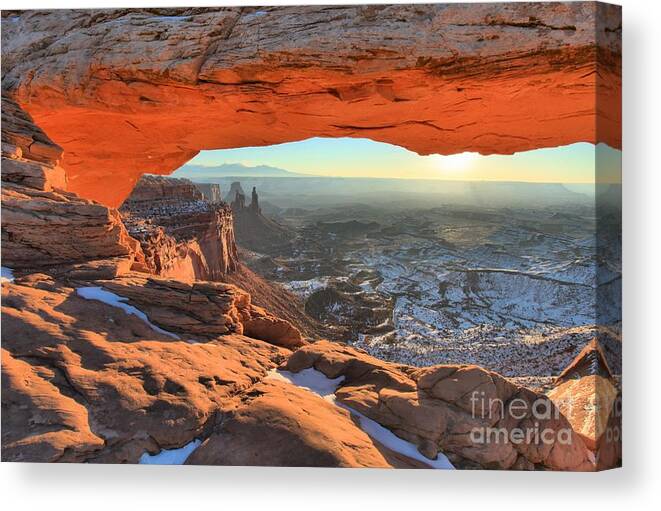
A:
[132,135,620,351]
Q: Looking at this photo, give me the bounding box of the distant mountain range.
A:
[175,163,311,179]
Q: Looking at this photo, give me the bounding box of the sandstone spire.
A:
[250,186,260,214]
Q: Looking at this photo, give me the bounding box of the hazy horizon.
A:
[176,137,622,185]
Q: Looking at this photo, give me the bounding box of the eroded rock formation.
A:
[1,3,621,206]
[224,182,246,206]
[284,341,594,470]
[228,183,295,254]
[194,183,222,203]
[120,174,239,280]
[1,96,145,275]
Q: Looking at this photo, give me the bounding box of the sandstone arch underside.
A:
[1,3,621,207]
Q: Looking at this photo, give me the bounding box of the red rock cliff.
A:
[120,175,239,281]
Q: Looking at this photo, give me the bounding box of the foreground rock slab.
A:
[187,378,426,468]
[1,275,290,462]
[284,340,595,470]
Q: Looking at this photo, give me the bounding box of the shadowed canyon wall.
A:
[1,3,621,206]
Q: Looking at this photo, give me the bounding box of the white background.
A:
[1,0,658,509]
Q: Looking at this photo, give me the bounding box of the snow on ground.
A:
[335,402,454,469]
[272,207,620,377]
[268,367,344,399]
[269,368,454,469]
[139,439,201,465]
[76,286,180,339]
[346,229,620,371]
[281,277,330,299]
[1,266,15,283]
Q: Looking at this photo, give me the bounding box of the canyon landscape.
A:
[1,3,621,471]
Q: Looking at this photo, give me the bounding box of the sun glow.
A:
[182,138,615,184]
[430,152,479,172]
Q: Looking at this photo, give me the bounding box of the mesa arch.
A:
[1,3,621,207]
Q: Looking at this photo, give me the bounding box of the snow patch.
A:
[76,286,180,339]
[1,266,15,283]
[269,368,454,469]
[139,439,201,465]
[268,367,344,399]
[281,277,330,299]
[336,402,454,469]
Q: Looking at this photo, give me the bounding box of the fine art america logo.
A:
[468,391,622,447]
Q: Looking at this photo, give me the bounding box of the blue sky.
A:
[181,138,621,184]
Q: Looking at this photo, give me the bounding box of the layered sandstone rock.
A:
[1,4,621,206]
[93,273,304,348]
[120,175,239,280]
[118,176,318,337]
[284,341,594,471]
[2,184,143,271]
[1,95,66,191]
[1,97,144,273]
[121,174,203,204]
